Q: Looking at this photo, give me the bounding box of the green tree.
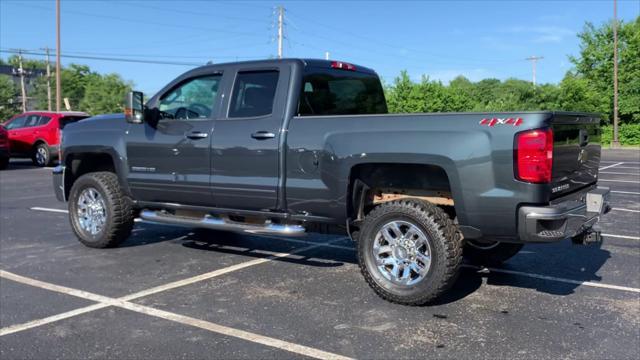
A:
[571,17,640,123]
[80,73,132,115]
[557,72,603,114]
[0,76,20,121]
[385,71,426,113]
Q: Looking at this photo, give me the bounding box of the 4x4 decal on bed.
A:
[479,117,523,127]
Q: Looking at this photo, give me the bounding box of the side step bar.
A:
[139,210,306,237]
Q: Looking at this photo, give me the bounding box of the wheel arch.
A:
[347,162,459,234]
[63,151,130,200]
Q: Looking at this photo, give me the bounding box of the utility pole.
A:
[525,56,544,87]
[277,5,284,59]
[55,0,62,112]
[17,50,27,113]
[41,47,52,111]
[325,51,330,60]
[612,0,620,148]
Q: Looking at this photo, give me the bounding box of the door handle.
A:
[186,131,208,140]
[251,131,275,140]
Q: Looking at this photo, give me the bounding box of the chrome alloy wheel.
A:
[372,220,432,286]
[77,187,107,235]
[35,147,47,166]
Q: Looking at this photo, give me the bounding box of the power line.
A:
[0,49,203,66]
[0,49,272,67]
[285,10,519,67]
[10,2,259,38]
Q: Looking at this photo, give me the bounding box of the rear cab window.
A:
[298,66,387,116]
[229,71,279,118]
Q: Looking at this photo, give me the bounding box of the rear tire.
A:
[68,172,134,248]
[464,240,523,266]
[358,199,463,305]
[32,143,52,167]
[0,156,8,170]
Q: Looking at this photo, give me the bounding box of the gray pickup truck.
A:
[53,59,610,305]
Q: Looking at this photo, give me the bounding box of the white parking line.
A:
[599,162,624,171]
[614,166,640,170]
[464,265,640,293]
[599,179,640,184]
[29,207,68,214]
[600,171,640,175]
[0,236,346,335]
[611,208,640,213]
[0,270,353,360]
[120,240,339,302]
[603,233,640,240]
[611,190,640,195]
[601,160,640,164]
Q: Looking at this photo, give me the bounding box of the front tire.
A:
[68,172,134,248]
[358,199,463,305]
[464,240,523,266]
[0,156,8,170]
[32,143,52,167]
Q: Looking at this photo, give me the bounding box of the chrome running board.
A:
[139,210,306,237]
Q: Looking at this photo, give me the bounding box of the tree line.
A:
[0,17,638,144]
[0,59,132,121]
[384,17,639,145]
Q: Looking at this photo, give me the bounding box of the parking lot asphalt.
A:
[1,150,639,359]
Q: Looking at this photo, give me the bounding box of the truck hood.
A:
[64,113,128,132]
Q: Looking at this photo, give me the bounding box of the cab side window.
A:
[37,116,52,126]
[228,71,279,118]
[158,75,222,120]
[24,115,41,127]
[5,116,27,130]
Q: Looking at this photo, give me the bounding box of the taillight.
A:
[331,61,356,71]
[514,128,553,183]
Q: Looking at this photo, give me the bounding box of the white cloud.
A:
[508,26,575,43]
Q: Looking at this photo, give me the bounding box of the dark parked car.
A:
[3,111,89,166]
[52,59,610,305]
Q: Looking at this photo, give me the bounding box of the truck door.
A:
[211,66,290,211]
[126,73,223,205]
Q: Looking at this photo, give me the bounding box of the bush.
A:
[601,124,640,146]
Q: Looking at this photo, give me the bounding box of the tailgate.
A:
[550,113,601,198]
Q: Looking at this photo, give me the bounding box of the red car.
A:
[0,125,9,169]
[3,111,89,167]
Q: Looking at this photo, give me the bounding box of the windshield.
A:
[298,68,387,116]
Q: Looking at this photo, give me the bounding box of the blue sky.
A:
[1,0,638,94]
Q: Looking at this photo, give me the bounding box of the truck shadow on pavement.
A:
[127,225,613,305]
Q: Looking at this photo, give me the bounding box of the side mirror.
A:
[124,91,145,124]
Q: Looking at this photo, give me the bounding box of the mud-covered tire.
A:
[358,199,463,305]
[68,172,134,248]
[32,143,52,167]
[464,240,523,266]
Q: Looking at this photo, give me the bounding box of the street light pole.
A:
[612,0,620,148]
